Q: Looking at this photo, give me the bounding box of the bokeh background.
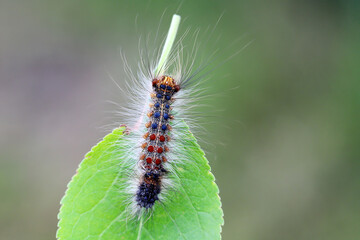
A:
[1,0,359,239]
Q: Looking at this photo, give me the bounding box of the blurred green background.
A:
[1,0,359,239]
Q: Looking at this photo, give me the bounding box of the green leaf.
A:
[57,124,223,240]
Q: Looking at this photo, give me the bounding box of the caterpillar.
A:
[114,14,221,216]
[136,75,179,209]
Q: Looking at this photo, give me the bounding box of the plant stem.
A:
[154,14,181,77]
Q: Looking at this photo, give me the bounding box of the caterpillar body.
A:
[116,14,216,216]
[136,76,180,209]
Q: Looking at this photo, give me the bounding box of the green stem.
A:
[154,14,181,77]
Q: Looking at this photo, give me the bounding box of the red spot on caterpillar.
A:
[157,147,163,154]
[150,134,156,141]
[155,158,161,165]
[174,85,180,92]
[159,135,165,142]
[146,157,152,164]
[147,146,154,152]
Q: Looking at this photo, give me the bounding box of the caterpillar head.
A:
[152,76,180,92]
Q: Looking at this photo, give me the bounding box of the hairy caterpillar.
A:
[136,75,179,209]
[113,14,221,217]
